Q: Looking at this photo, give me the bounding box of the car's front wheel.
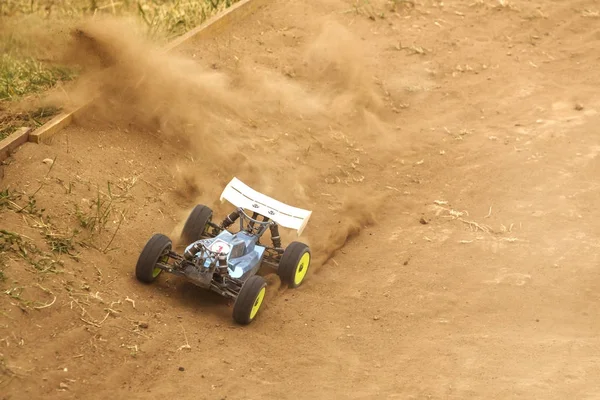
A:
[232,275,268,325]
[135,233,172,283]
[180,204,213,245]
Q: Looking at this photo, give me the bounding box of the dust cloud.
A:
[50,15,396,273]
[310,194,384,269]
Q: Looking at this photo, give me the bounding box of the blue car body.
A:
[184,229,266,282]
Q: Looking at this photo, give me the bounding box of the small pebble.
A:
[179,367,185,372]
[138,322,149,329]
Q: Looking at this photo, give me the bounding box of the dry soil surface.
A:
[2,0,600,399]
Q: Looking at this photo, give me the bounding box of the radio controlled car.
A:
[134,177,312,325]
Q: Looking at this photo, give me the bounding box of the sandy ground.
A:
[2,0,600,399]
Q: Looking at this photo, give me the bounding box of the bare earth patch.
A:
[2,0,600,399]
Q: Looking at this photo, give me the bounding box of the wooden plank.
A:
[28,111,75,144]
[27,0,266,145]
[0,127,32,163]
[163,0,270,52]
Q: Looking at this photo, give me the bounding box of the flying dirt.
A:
[48,15,396,269]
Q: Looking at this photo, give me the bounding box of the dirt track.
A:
[2,0,600,399]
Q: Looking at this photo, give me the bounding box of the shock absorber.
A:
[184,242,202,260]
[220,210,240,229]
[269,223,282,248]
[217,252,229,275]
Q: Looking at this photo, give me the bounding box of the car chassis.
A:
[134,177,312,324]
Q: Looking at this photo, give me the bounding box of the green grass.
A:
[0,188,80,281]
[0,55,75,101]
[0,253,6,282]
[74,179,136,253]
[0,125,17,141]
[137,0,236,40]
[0,105,61,141]
[1,1,236,26]
[0,229,62,273]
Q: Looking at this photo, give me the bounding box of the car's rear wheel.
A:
[277,241,311,288]
[135,233,172,283]
[232,275,267,325]
[180,204,213,245]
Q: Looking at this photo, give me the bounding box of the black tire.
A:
[180,204,213,245]
[232,275,268,325]
[135,233,172,283]
[277,241,311,288]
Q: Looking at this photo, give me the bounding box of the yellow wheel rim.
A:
[153,254,167,278]
[294,252,310,286]
[249,287,266,320]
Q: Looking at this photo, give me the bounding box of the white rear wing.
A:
[220,177,312,236]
